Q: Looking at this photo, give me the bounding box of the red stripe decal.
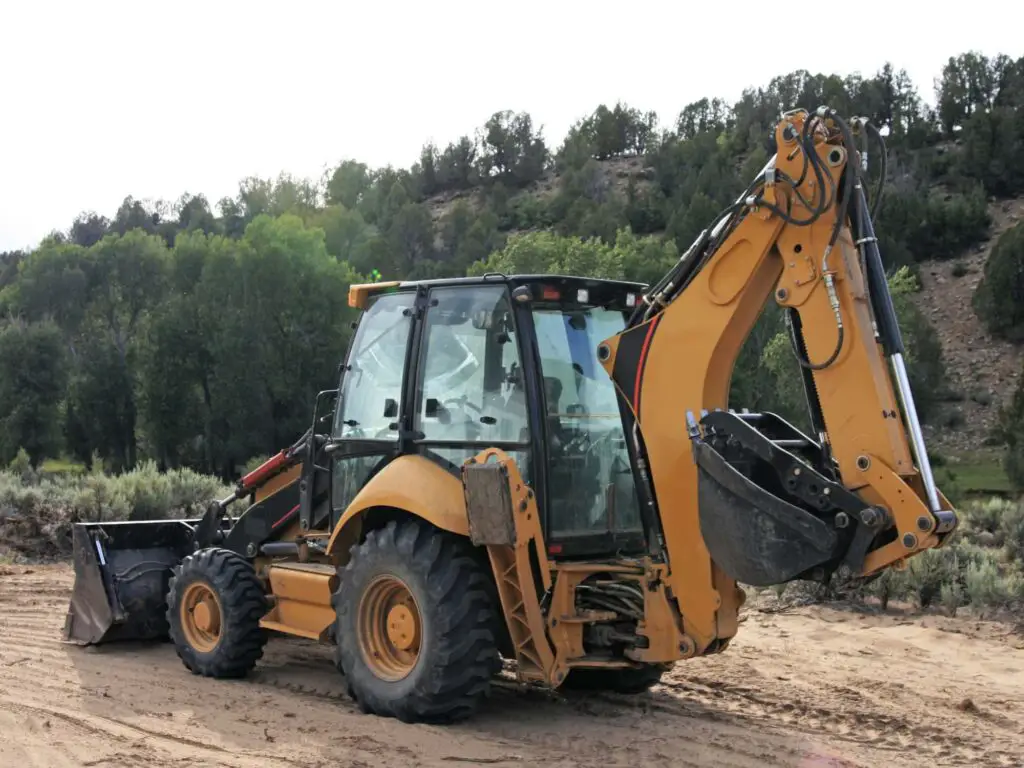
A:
[272,504,300,530]
[633,315,661,414]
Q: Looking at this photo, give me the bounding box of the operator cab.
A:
[329,274,649,559]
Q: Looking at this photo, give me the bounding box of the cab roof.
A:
[348,274,648,310]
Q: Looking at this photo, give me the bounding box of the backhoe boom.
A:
[599,107,958,655]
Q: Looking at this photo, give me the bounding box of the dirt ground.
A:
[1,564,1022,768]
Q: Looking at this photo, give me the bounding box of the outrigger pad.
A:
[692,440,838,586]
[63,520,196,645]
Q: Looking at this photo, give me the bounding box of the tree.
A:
[440,202,504,273]
[0,48,1013,479]
[936,52,997,136]
[676,97,731,140]
[436,137,478,190]
[419,143,439,196]
[477,111,549,187]
[469,227,676,286]
[327,160,372,209]
[69,212,110,247]
[957,106,1024,197]
[0,319,67,466]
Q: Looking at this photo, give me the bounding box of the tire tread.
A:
[332,519,501,723]
[166,548,267,679]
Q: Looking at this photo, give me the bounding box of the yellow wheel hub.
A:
[358,575,422,681]
[181,582,223,653]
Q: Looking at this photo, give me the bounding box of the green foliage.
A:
[875,179,991,263]
[0,320,67,467]
[7,448,31,477]
[468,228,677,286]
[0,462,230,558]
[998,365,1024,491]
[326,160,372,209]
[557,103,658,167]
[888,267,947,421]
[748,267,945,426]
[4,49,1018,479]
[477,111,548,188]
[849,497,1024,614]
[974,222,1024,341]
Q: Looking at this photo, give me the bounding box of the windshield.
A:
[333,292,414,440]
[532,306,643,538]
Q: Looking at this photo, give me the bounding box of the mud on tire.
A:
[166,547,268,678]
[332,518,502,723]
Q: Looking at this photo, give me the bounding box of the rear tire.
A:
[562,663,668,694]
[166,548,268,678]
[333,519,501,723]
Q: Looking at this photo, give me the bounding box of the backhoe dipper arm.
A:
[598,108,958,656]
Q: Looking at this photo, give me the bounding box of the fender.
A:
[326,454,470,559]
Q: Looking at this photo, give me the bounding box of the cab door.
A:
[409,283,535,483]
[329,289,417,527]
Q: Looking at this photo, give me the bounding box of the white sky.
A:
[1,1,1021,252]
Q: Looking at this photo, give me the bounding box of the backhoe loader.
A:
[63,106,958,723]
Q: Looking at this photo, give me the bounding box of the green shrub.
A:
[850,500,1024,615]
[964,560,1023,610]
[974,222,1024,341]
[998,367,1024,491]
[244,455,271,474]
[7,448,32,478]
[951,261,969,277]
[0,464,229,558]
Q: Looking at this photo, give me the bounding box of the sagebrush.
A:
[751,497,1024,615]
[0,461,229,559]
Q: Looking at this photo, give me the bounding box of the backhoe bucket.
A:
[692,440,838,586]
[63,520,197,645]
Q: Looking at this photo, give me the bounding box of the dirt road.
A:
[1,564,1022,768]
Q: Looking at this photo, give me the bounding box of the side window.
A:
[415,286,529,445]
[333,291,415,441]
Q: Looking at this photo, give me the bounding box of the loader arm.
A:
[599,108,958,655]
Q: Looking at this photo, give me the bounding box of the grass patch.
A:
[39,457,86,475]
[936,451,1013,496]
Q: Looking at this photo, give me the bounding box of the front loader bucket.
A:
[63,520,197,645]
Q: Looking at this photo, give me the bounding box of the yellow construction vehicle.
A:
[64,107,958,723]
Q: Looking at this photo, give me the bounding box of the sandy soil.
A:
[1,564,1022,768]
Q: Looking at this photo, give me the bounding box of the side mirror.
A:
[383,398,398,418]
[425,398,442,417]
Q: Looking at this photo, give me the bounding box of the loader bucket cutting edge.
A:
[63,520,197,645]
[692,440,838,587]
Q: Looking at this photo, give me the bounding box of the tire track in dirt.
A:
[2,564,1023,768]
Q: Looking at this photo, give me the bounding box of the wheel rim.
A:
[357,574,422,681]
[180,581,223,653]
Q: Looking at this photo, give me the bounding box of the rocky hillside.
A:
[915,198,1024,455]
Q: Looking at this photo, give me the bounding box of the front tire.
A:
[166,548,268,678]
[333,519,501,723]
